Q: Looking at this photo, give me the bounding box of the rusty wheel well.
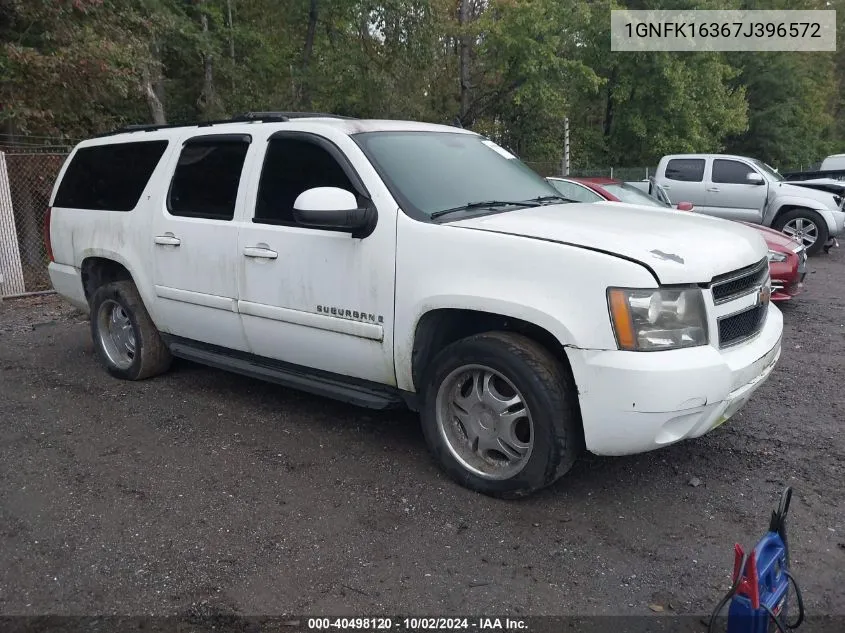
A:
[81,258,133,303]
[411,308,573,391]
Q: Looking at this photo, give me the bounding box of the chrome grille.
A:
[711,258,769,304]
[719,304,768,348]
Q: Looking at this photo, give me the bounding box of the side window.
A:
[168,136,250,221]
[254,137,356,226]
[53,141,168,211]
[665,159,705,182]
[712,159,756,184]
[548,179,604,203]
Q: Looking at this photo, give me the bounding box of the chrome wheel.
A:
[435,364,533,480]
[782,218,818,248]
[96,299,136,370]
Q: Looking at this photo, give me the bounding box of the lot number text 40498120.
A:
[307,617,528,631]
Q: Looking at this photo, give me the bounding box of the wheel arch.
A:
[771,203,837,234]
[408,307,580,397]
[79,252,160,326]
[80,256,133,303]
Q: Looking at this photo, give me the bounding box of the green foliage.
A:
[1,0,842,167]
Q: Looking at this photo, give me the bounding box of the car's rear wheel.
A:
[774,208,829,256]
[420,332,582,498]
[90,280,171,380]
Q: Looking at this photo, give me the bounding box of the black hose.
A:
[784,571,805,629]
[707,552,748,633]
[761,570,805,632]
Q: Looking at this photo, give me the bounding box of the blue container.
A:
[726,532,791,633]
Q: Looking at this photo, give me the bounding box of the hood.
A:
[740,221,802,251]
[785,179,845,198]
[775,181,839,208]
[451,201,767,285]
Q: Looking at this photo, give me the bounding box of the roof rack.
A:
[95,111,355,138]
[231,111,356,122]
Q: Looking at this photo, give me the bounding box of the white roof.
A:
[79,117,475,148]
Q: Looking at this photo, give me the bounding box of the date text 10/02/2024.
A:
[307,617,528,631]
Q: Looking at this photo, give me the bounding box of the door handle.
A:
[243,246,278,259]
[154,235,181,246]
[706,187,720,192]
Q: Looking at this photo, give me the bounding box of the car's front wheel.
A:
[774,208,829,256]
[420,332,582,498]
[90,280,172,380]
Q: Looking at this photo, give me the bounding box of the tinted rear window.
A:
[167,137,250,221]
[54,141,169,211]
[665,158,705,182]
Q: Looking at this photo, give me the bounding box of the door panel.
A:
[661,158,707,207]
[237,132,396,385]
[703,159,767,222]
[151,134,252,350]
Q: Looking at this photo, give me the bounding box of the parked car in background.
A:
[748,224,807,302]
[654,154,845,255]
[547,176,807,302]
[547,176,694,210]
[784,154,845,182]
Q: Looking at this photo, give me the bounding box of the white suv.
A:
[46,113,783,497]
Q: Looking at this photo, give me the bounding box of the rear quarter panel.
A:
[48,136,176,323]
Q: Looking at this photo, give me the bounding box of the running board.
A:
[165,337,405,410]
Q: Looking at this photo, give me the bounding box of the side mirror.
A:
[746,172,764,185]
[293,187,375,237]
[677,201,694,211]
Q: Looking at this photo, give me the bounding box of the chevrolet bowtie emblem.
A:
[758,284,772,306]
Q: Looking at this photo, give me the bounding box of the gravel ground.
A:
[0,250,843,625]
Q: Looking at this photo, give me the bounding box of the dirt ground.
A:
[0,249,843,626]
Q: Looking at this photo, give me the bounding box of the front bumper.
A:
[830,208,845,237]
[770,248,805,301]
[566,303,783,456]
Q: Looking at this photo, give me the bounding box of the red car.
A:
[547,176,807,301]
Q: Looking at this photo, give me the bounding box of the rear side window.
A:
[168,136,251,221]
[712,159,756,184]
[53,141,168,211]
[665,159,705,182]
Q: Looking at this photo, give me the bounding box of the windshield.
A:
[353,131,561,218]
[601,182,668,207]
[752,159,784,182]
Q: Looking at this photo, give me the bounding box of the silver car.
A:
[655,154,845,255]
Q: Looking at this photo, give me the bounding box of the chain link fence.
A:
[523,162,659,181]
[0,136,666,298]
[0,149,69,297]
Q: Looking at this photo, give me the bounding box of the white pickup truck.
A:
[655,154,845,255]
[47,113,783,497]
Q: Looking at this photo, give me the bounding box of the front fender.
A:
[393,216,657,392]
[768,197,841,235]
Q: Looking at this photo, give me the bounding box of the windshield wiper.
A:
[430,200,542,220]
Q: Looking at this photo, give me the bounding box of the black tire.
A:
[89,280,171,380]
[772,208,829,256]
[419,331,583,498]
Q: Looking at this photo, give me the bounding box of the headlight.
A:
[607,287,708,351]
[767,250,788,263]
